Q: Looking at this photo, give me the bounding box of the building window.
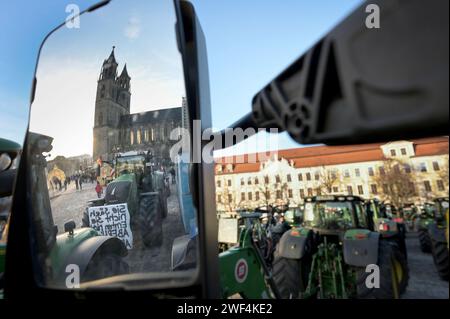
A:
[332,186,339,193]
[265,176,269,184]
[355,168,360,177]
[347,185,353,195]
[401,148,407,155]
[130,130,134,145]
[255,192,260,201]
[298,173,303,181]
[368,167,374,176]
[357,185,364,195]
[379,166,385,175]
[287,174,292,182]
[227,180,232,187]
[370,184,378,195]
[299,189,305,198]
[433,161,440,171]
[228,194,233,202]
[288,189,293,198]
[331,170,337,179]
[394,164,401,174]
[437,180,445,191]
[344,169,350,178]
[276,190,282,199]
[217,180,221,188]
[241,178,245,186]
[255,177,259,185]
[265,191,271,200]
[390,149,396,156]
[247,178,252,185]
[276,175,281,183]
[307,188,313,197]
[314,172,320,181]
[424,180,432,192]
[420,163,427,172]
[382,184,389,194]
[404,164,411,173]
[306,173,311,181]
[248,192,252,201]
[241,193,246,201]
[217,195,222,203]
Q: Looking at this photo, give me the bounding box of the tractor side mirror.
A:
[7,0,220,299]
[224,0,448,146]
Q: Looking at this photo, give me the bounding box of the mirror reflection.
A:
[27,0,197,288]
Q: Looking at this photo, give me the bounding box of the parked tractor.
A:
[418,197,449,280]
[25,132,129,286]
[0,138,21,292]
[83,151,169,248]
[364,198,407,260]
[416,202,439,253]
[273,195,408,299]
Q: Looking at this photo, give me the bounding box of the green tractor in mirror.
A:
[0,138,22,292]
[82,151,169,249]
[273,195,408,299]
[26,132,129,287]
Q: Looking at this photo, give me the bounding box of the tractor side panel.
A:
[277,228,310,260]
[428,223,447,243]
[343,230,379,267]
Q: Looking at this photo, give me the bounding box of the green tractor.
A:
[416,197,449,280]
[364,198,407,260]
[273,195,408,299]
[415,200,442,253]
[0,138,22,292]
[24,132,129,287]
[83,151,169,248]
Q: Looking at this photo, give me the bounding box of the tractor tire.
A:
[430,238,449,281]
[418,228,432,253]
[357,241,409,299]
[272,249,309,299]
[159,191,168,219]
[83,252,129,282]
[138,195,163,248]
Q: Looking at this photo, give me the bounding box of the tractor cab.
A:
[303,195,368,239]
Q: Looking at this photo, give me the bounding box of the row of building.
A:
[214,137,449,211]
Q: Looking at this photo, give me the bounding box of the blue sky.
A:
[0,0,361,151]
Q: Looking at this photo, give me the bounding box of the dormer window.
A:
[401,148,407,155]
[390,149,396,156]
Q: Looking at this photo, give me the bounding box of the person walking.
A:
[95,181,103,198]
[79,177,83,190]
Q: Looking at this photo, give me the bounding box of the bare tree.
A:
[373,158,417,208]
[218,182,243,212]
[315,166,341,195]
[256,175,290,208]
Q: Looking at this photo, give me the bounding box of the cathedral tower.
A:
[93,47,131,161]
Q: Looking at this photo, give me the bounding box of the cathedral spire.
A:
[119,63,130,79]
[100,46,118,80]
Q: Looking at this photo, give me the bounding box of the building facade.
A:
[92,48,182,163]
[214,137,449,211]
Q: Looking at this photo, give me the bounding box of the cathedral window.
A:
[100,85,105,98]
[137,129,142,144]
[130,130,134,145]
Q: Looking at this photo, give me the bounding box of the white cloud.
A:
[124,16,141,40]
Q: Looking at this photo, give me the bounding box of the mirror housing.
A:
[63,220,76,235]
[234,0,449,146]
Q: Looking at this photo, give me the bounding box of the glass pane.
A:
[27,0,197,289]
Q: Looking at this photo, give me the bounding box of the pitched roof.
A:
[215,136,449,175]
[119,107,182,126]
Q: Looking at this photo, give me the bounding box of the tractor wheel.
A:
[159,191,168,219]
[138,195,163,248]
[418,228,432,253]
[83,252,129,282]
[430,238,449,281]
[272,249,309,299]
[357,241,409,299]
